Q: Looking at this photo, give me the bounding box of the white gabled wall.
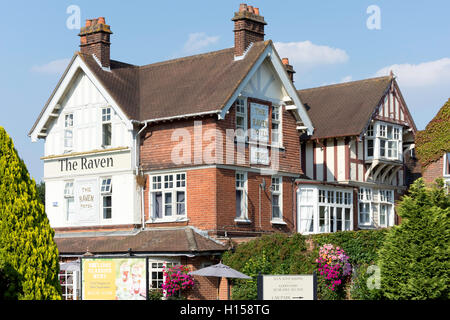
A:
[44,71,132,157]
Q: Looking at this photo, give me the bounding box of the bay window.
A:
[299,187,352,234]
[150,173,186,221]
[366,122,402,160]
[358,188,372,225]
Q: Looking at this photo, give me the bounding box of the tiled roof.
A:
[297,76,393,139]
[55,227,227,255]
[79,41,270,122]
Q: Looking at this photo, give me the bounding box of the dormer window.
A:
[102,107,112,147]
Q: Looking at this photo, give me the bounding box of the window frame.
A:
[64,181,75,222]
[235,171,249,222]
[100,177,112,220]
[235,98,247,142]
[101,107,112,147]
[298,187,353,235]
[270,176,284,224]
[149,173,187,222]
[64,113,74,152]
[271,105,282,147]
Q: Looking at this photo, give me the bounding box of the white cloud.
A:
[340,75,353,83]
[31,58,71,74]
[182,32,219,54]
[375,58,450,87]
[274,41,349,70]
[374,58,450,130]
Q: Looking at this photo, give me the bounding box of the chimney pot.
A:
[239,3,247,12]
[282,58,289,65]
[98,17,105,25]
[254,7,259,15]
[85,19,92,27]
[248,5,254,13]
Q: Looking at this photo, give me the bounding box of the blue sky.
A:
[0,0,449,182]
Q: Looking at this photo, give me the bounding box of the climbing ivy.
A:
[415,98,450,168]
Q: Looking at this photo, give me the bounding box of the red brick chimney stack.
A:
[232,3,267,57]
[78,17,113,68]
[282,57,296,83]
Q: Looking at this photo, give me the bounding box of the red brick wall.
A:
[422,155,444,185]
[140,101,302,234]
[182,256,230,300]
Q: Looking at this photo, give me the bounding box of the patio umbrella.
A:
[189,263,251,300]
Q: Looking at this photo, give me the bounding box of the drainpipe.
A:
[132,120,149,230]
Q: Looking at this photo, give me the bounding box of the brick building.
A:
[28,4,418,300]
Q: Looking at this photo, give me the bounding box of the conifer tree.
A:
[378,178,449,299]
[0,126,61,299]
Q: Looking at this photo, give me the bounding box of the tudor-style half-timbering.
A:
[296,75,417,232]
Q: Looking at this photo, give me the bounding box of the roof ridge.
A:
[138,47,235,70]
[298,75,392,92]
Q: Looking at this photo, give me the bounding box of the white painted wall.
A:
[44,71,133,157]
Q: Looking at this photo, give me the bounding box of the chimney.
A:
[78,17,113,68]
[282,58,295,83]
[232,4,267,57]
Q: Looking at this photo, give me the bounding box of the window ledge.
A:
[270,219,287,225]
[234,218,252,224]
[147,217,189,224]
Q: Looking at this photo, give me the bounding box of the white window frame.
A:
[235,98,247,142]
[100,177,112,220]
[444,153,450,177]
[149,173,187,222]
[64,113,74,152]
[298,187,353,235]
[235,171,249,223]
[271,105,282,147]
[64,181,75,222]
[59,270,78,300]
[270,176,284,224]
[148,258,180,298]
[102,107,112,147]
[373,122,402,161]
[358,188,372,226]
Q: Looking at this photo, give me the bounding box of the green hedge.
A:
[221,229,389,300]
[309,229,389,265]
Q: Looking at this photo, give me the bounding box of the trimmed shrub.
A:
[378,178,449,299]
[0,127,61,299]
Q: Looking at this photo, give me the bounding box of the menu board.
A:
[82,258,147,300]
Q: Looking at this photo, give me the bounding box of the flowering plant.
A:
[316,244,352,292]
[161,265,195,297]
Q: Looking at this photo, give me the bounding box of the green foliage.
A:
[415,98,450,168]
[0,126,61,300]
[222,233,315,300]
[148,289,163,300]
[310,229,388,265]
[378,178,450,300]
[350,264,383,300]
[36,181,45,206]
